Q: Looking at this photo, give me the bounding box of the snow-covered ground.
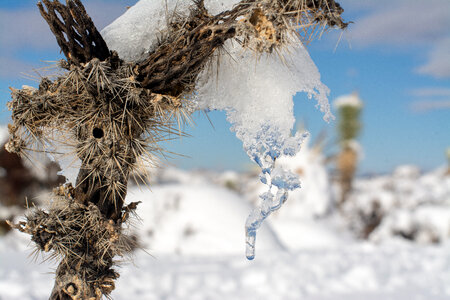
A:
[1,224,450,300]
[1,156,450,299]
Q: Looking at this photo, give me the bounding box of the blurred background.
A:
[0,1,449,299]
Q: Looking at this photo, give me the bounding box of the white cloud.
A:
[339,0,450,78]
[410,100,450,112]
[416,37,450,78]
[345,1,450,46]
[409,86,450,113]
[410,87,450,98]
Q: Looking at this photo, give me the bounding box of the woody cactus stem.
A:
[6,0,347,299]
[38,0,110,65]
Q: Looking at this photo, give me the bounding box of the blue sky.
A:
[0,0,449,174]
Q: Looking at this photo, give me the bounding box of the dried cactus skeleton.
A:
[6,0,347,299]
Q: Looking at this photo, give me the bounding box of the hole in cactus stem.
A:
[93,128,104,139]
[65,283,78,295]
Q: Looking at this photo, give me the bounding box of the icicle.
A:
[244,128,307,260]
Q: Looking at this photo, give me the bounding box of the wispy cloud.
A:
[410,87,450,98]
[410,100,450,112]
[340,0,450,78]
[409,86,450,112]
[416,37,450,78]
[344,0,450,46]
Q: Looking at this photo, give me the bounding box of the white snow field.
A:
[0,192,450,300]
[1,159,450,299]
[2,234,450,300]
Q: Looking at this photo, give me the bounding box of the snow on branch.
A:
[5,0,347,299]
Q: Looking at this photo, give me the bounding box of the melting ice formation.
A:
[102,0,332,260]
[242,129,308,259]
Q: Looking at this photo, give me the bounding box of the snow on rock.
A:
[126,184,284,256]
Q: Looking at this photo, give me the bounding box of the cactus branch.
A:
[38,0,110,66]
[6,0,348,299]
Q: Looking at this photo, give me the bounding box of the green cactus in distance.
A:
[334,91,363,206]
